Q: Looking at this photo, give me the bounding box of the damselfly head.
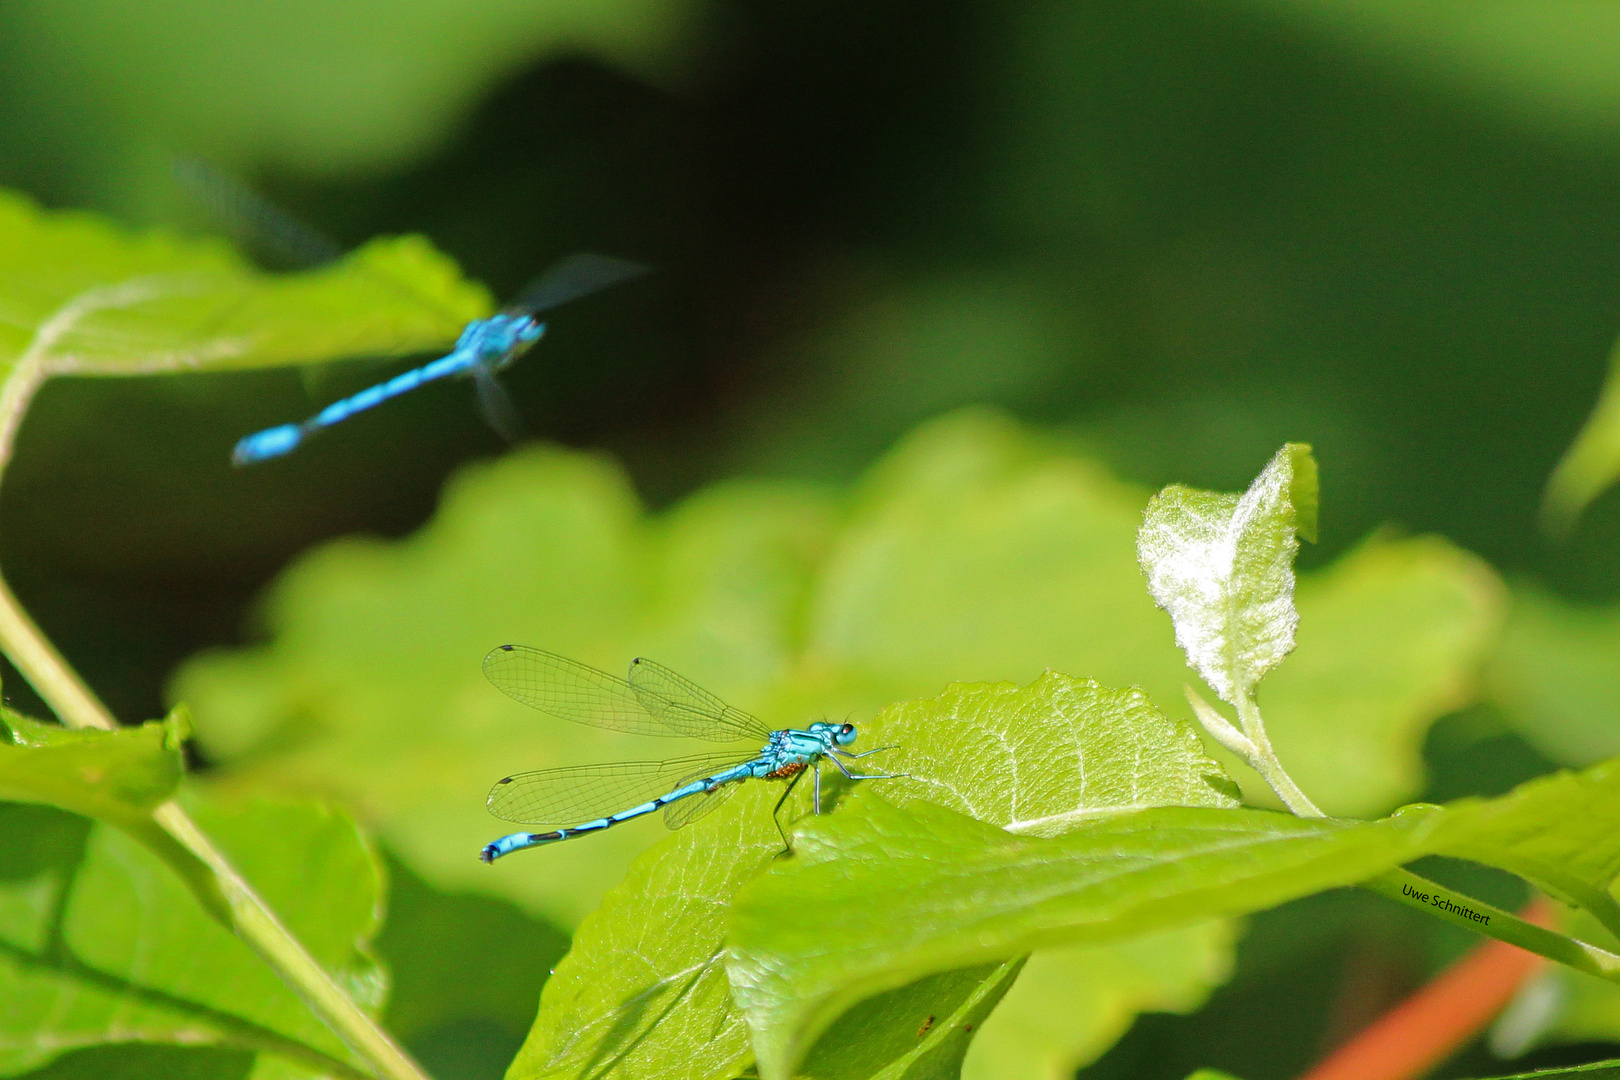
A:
[808,720,859,747]
[493,318,545,371]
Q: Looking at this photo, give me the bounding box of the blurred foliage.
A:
[0,0,698,213]
[0,0,1616,741]
[1248,3,1620,141]
[2,0,1620,730]
[1543,332,1620,539]
[1490,586,1620,769]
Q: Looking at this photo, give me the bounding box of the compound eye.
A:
[839,723,855,736]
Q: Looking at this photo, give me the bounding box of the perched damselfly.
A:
[478,646,898,861]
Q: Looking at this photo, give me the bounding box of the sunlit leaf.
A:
[869,671,1241,834]
[0,707,184,833]
[515,669,1237,1080]
[0,791,383,1078]
[0,188,487,384]
[1430,760,1620,939]
[728,795,1428,1080]
[507,789,776,1080]
[959,922,1233,1080]
[730,748,1620,1080]
[1137,442,1316,707]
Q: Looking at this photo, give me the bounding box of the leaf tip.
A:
[1281,443,1318,543]
[160,703,194,751]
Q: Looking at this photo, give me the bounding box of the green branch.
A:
[1185,686,1324,817]
[1365,868,1620,982]
[0,364,431,1080]
[1231,691,1324,818]
[1182,688,1620,980]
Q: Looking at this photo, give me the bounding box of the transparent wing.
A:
[175,158,470,327]
[487,752,747,825]
[627,656,774,742]
[662,769,742,828]
[473,367,524,444]
[504,253,648,317]
[483,646,749,741]
[172,158,345,270]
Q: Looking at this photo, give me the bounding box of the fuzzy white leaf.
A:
[1136,444,1317,705]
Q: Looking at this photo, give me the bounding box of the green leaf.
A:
[1466,1059,1620,1079]
[507,789,777,1080]
[730,746,1620,1080]
[0,188,487,381]
[513,668,1238,1080]
[959,923,1233,1080]
[0,707,184,833]
[0,791,383,1078]
[1429,760,1620,939]
[1137,443,1316,707]
[1543,328,1620,537]
[799,960,1025,1080]
[727,795,1429,1080]
[826,672,1240,1080]
[3,1044,253,1080]
[1488,584,1620,767]
[871,671,1241,834]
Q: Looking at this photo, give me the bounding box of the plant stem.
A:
[0,366,431,1079]
[1222,686,1620,982]
[1364,869,1620,982]
[0,574,119,732]
[1232,692,1325,817]
[156,802,430,1080]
